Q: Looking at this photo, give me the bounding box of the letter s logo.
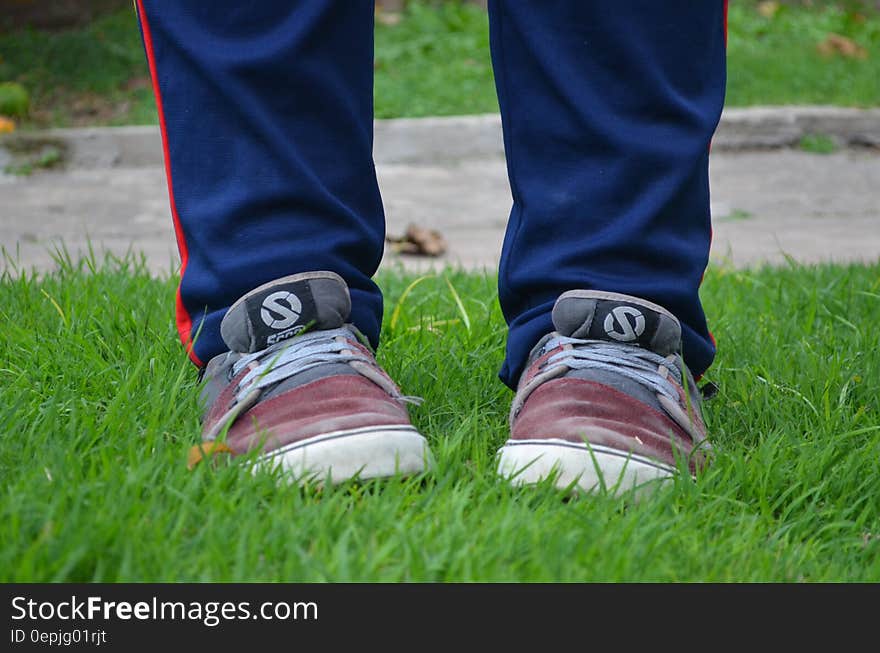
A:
[260,291,302,330]
[603,306,646,342]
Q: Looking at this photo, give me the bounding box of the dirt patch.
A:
[0,134,67,175]
[0,0,131,33]
[27,86,141,128]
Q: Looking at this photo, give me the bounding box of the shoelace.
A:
[543,335,682,402]
[204,327,379,442]
[231,327,374,404]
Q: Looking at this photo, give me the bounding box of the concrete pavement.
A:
[1,111,879,277]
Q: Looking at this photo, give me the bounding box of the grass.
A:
[728,2,880,107]
[0,9,156,127]
[1,253,879,581]
[373,2,495,118]
[717,208,756,222]
[799,133,840,154]
[1,2,879,128]
[3,142,62,175]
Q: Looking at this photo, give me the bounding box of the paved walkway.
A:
[2,144,878,277]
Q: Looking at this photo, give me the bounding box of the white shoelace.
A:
[231,327,374,404]
[204,328,379,442]
[543,335,682,402]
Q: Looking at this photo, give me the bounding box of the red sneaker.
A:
[498,290,710,496]
[189,271,433,485]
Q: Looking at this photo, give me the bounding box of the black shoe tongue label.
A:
[244,280,318,350]
[588,300,662,348]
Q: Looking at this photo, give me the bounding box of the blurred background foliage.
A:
[0,0,877,129]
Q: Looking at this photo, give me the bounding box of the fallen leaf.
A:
[386,223,448,257]
[757,1,779,19]
[0,116,15,133]
[817,33,868,60]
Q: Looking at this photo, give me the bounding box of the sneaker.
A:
[497,290,711,496]
[188,271,433,485]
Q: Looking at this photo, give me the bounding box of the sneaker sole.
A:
[497,438,678,497]
[253,424,434,486]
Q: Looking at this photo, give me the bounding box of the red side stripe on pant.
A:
[135,0,202,366]
[724,0,729,44]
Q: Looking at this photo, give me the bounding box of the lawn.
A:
[1,1,879,127]
[1,255,878,581]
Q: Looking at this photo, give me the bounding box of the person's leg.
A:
[136,0,385,367]
[136,1,431,483]
[489,1,727,493]
[489,0,727,388]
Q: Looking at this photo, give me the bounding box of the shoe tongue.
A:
[220,272,351,353]
[551,290,682,356]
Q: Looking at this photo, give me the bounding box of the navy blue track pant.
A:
[135,1,728,388]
